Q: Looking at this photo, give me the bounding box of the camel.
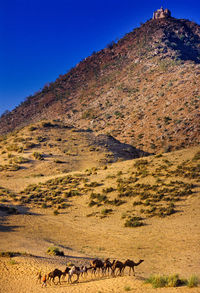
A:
[123,259,144,276]
[103,258,115,275]
[90,258,104,275]
[47,268,64,285]
[111,260,125,276]
[80,265,88,278]
[67,265,87,283]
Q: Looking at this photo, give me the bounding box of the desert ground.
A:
[0,146,200,292]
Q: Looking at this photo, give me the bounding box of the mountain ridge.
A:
[1,16,200,153]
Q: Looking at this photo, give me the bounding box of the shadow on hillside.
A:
[0,203,41,216]
[88,134,151,162]
[0,204,41,232]
[0,222,20,232]
[32,254,95,263]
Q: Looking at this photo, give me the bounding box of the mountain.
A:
[0,15,200,153]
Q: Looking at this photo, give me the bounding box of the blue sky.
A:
[0,0,200,116]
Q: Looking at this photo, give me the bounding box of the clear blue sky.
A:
[0,0,199,116]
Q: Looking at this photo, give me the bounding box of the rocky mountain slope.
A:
[0,16,200,153]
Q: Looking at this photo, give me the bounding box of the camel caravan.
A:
[37,258,144,287]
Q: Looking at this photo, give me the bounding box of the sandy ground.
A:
[0,192,200,292]
[0,256,200,293]
[0,147,200,292]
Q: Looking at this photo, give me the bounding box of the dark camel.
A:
[111,260,125,276]
[90,258,104,275]
[103,258,115,275]
[123,259,144,276]
[47,268,64,284]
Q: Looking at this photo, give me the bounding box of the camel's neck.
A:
[135,260,143,266]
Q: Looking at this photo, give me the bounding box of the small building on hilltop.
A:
[153,7,171,19]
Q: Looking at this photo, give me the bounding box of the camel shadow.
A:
[0,223,20,232]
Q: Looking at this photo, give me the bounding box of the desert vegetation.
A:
[145,274,199,288]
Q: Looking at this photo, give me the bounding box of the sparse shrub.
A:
[124,285,132,291]
[41,121,54,128]
[133,200,143,206]
[41,203,48,209]
[88,200,97,207]
[46,246,64,256]
[102,187,115,193]
[29,126,37,131]
[193,151,200,161]
[9,259,17,265]
[114,111,124,118]
[33,152,44,160]
[64,189,80,198]
[164,116,172,124]
[36,136,46,142]
[101,208,113,216]
[164,145,172,153]
[53,209,59,216]
[108,198,126,206]
[24,142,36,149]
[124,216,144,228]
[54,159,64,164]
[167,274,182,287]
[155,154,163,158]
[187,275,199,288]
[82,109,96,119]
[86,181,101,187]
[145,275,168,288]
[145,274,188,288]
[134,159,148,167]
[117,171,123,176]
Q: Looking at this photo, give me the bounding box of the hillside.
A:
[0,16,200,153]
[0,120,148,193]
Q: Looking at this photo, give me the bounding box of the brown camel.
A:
[47,268,64,284]
[111,260,125,276]
[123,259,144,276]
[90,258,104,275]
[103,258,115,275]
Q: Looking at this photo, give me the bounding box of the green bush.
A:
[124,285,132,291]
[187,275,199,288]
[193,151,200,161]
[145,274,187,288]
[145,275,168,288]
[101,208,113,216]
[33,152,44,160]
[124,216,144,228]
[41,121,54,128]
[29,126,37,131]
[46,246,64,256]
[53,209,59,216]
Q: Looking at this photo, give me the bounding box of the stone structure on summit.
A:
[153,7,171,19]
